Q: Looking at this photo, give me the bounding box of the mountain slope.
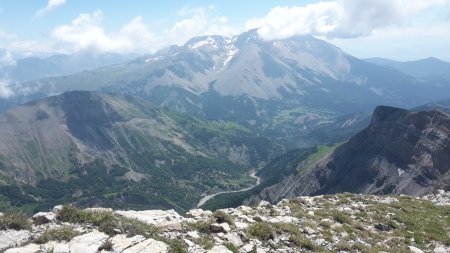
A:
[365,57,450,81]
[244,106,450,204]
[0,53,134,83]
[0,91,282,212]
[414,98,450,114]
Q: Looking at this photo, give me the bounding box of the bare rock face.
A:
[109,234,146,252]
[210,223,231,233]
[31,212,55,225]
[115,209,184,229]
[208,245,233,253]
[422,190,450,205]
[121,238,168,253]
[4,243,40,253]
[69,230,109,253]
[0,230,31,251]
[252,106,450,203]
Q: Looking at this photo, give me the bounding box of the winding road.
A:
[196,171,261,208]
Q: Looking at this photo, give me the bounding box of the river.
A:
[196,171,261,208]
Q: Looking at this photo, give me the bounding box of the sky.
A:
[0,0,450,63]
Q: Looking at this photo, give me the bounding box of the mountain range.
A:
[4,30,450,149]
[0,52,135,83]
[365,57,450,82]
[0,30,449,213]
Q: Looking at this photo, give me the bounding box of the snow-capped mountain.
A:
[3,30,450,147]
[14,29,444,104]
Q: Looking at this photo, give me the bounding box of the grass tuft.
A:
[0,211,30,230]
[34,226,80,244]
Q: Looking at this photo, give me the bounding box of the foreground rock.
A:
[69,231,109,253]
[115,209,184,229]
[0,192,449,252]
[0,230,31,251]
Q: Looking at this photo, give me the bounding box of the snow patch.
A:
[189,37,217,49]
[223,49,238,67]
[145,56,164,63]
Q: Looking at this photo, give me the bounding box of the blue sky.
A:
[0,0,450,61]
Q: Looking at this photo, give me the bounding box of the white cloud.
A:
[50,11,164,54]
[0,79,14,98]
[245,0,450,40]
[35,0,66,18]
[331,22,450,60]
[49,7,237,54]
[0,29,53,58]
[0,50,15,66]
[50,11,134,53]
[168,6,236,45]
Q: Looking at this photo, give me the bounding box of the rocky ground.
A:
[0,191,449,253]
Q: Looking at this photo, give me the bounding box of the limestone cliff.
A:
[248,106,450,204]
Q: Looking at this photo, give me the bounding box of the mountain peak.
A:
[235,28,262,45]
[371,105,409,125]
[183,35,232,50]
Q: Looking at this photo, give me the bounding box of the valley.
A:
[0,91,283,213]
[197,171,261,208]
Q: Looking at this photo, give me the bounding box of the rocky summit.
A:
[0,192,449,253]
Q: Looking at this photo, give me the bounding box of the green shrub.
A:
[34,226,80,244]
[119,217,158,238]
[57,205,157,237]
[0,211,30,230]
[57,205,86,223]
[157,238,188,253]
[247,222,274,241]
[223,242,239,253]
[187,220,213,234]
[214,210,234,225]
[289,235,320,251]
[194,236,214,250]
[99,240,113,251]
[332,211,353,225]
[274,222,301,236]
[335,241,351,251]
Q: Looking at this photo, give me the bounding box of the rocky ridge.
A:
[244,106,450,205]
[0,191,449,253]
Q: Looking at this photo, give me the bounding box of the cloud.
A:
[0,29,53,58]
[331,22,450,60]
[35,0,66,18]
[245,0,450,40]
[50,11,162,53]
[49,7,236,54]
[50,11,133,53]
[0,50,16,67]
[0,79,14,98]
[168,6,236,45]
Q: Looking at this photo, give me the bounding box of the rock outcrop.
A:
[0,192,448,253]
[248,106,450,204]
